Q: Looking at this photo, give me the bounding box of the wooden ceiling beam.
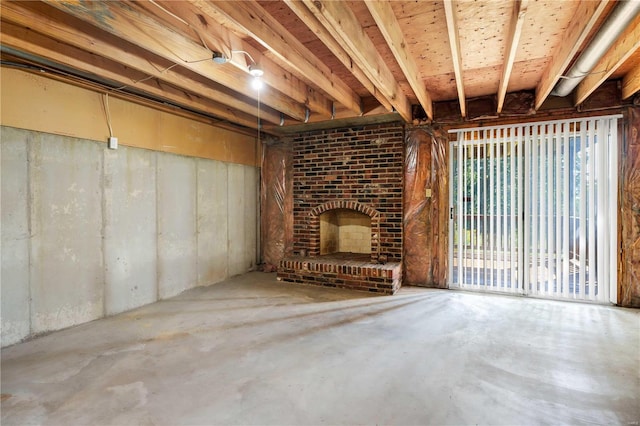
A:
[135,1,333,119]
[41,0,308,122]
[622,62,640,100]
[300,0,411,122]
[534,0,611,109]
[264,113,402,136]
[0,21,268,130]
[443,0,466,118]
[497,0,529,113]
[282,0,393,113]
[0,2,280,123]
[0,1,281,125]
[189,0,362,117]
[2,58,258,136]
[575,14,640,105]
[365,0,433,120]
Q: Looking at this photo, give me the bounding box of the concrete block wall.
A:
[1,126,259,347]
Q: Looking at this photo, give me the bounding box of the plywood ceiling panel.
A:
[463,64,502,99]
[425,73,459,102]
[394,1,453,77]
[258,0,318,44]
[508,57,551,92]
[515,0,581,62]
[455,0,513,70]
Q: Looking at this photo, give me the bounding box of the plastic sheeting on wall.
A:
[260,142,293,270]
[403,127,449,287]
[621,106,640,307]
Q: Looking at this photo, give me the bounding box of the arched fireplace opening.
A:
[307,201,381,262]
[320,209,371,256]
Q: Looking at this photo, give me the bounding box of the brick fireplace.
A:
[277,122,404,294]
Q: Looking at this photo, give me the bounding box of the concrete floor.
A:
[2,272,639,425]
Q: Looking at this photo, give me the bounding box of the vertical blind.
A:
[449,115,620,303]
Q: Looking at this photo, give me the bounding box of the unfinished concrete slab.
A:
[2,272,639,425]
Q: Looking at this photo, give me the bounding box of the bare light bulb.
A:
[251,76,263,91]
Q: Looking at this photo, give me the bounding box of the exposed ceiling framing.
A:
[497,0,529,113]
[443,0,467,117]
[1,0,639,135]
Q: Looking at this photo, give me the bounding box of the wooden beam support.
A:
[1,58,261,137]
[497,0,529,113]
[443,0,466,118]
[0,3,266,126]
[575,14,640,105]
[534,0,611,109]
[282,0,393,113]
[622,62,640,100]
[41,0,309,122]
[365,0,433,120]
[136,0,333,119]
[0,20,269,130]
[264,113,402,136]
[0,1,282,125]
[300,0,412,122]
[189,0,362,116]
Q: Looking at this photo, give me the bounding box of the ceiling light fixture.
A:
[248,64,264,78]
[212,51,229,64]
[231,50,264,80]
[211,49,264,90]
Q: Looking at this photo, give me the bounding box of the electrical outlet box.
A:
[108,136,118,150]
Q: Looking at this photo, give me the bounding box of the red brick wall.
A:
[291,122,404,261]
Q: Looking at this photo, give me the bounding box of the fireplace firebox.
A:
[320,208,371,256]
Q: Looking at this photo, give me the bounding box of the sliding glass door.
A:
[449,116,619,303]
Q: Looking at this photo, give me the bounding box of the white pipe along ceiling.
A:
[552,0,640,97]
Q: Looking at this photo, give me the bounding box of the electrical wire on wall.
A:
[92,0,225,151]
[102,93,114,138]
[101,92,119,149]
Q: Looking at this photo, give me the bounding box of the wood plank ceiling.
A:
[1,0,639,135]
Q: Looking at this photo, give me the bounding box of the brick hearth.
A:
[279,254,402,294]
